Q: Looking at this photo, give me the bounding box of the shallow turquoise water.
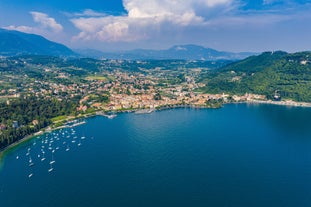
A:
[1,104,311,207]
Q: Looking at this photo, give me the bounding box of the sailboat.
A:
[41,156,46,162]
[26,148,31,156]
[29,156,34,167]
[48,163,54,172]
[49,151,55,164]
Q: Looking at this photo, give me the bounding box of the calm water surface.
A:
[1,104,311,207]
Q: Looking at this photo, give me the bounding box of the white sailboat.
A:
[48,163,54,172]
[41,149,46,161]
[29,156,34,167]
[26,148,30,156]
[49,151,55,164]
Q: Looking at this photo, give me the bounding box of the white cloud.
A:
[70,0,305,49]
[4,12,63,34]
[71,0,235,43]
[4,25,36,33]
[69,9,108,17]
[30,12,63,33]
[204,0,233,7]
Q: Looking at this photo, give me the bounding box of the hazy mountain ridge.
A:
[76,45,257,60]
[0,29,256,60]
[0,29,75,57]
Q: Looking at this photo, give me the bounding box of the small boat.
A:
[16,155,19,159]
[29,157,34,166]
[107,114,117,119]
[48,161,54,172]
[50,160,55,165]
[135,108,154,114]
[28,173,33,178]
[66,146,70,151]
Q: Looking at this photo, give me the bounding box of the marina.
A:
[0,122,91,178]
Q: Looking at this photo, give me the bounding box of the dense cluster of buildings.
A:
[0,63,267,113]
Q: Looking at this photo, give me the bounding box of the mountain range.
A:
[76,45,257,60]
[0,28,256,60]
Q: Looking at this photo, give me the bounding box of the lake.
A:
[1,103,311,207]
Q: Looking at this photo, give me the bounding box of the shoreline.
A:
[246,99,311,107]
[1,99,311,159]
[0,116,90,161]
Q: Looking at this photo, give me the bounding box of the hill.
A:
[198,51,311,101]
[0,28,75,57]
[76,45,257,60]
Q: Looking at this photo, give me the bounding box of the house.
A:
[12,121,19,128]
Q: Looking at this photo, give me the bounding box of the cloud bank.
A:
[71,0,236,43]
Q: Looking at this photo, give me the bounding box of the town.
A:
[0,56,267,114]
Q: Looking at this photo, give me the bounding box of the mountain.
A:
[199,51,311,101]
[77,45,257,60]
[0,28,75,57]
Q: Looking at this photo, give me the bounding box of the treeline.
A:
[0,96,78,149]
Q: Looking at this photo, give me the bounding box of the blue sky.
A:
[1,0,311,52]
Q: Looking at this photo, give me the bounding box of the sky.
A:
[1,0,311,52]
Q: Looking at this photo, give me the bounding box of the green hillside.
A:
[198,51,311,102]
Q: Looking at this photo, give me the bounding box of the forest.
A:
[0,96,78,149]
[198,51,311,102]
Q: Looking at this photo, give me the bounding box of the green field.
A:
[85,76,107,81]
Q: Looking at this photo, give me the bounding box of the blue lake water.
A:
[1,103,311,207]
